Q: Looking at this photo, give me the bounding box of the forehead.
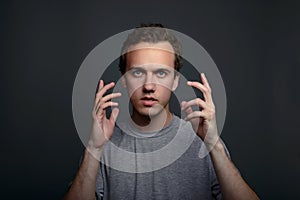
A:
[127,41,174,52]
[126,42,175,69]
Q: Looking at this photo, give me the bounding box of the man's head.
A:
[119,24,183,121]
[119,23,183,74]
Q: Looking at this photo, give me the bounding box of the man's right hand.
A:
[87,80,121,155]
[63,80,121,200]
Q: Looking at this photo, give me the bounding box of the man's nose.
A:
[143,73,156,92]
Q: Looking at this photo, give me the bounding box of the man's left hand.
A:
[181,73,219,149]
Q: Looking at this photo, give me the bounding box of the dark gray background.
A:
[1,0,299,199]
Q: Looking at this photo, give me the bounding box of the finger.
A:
[95,82,115,105]
[201,73,211,91]
[96,92,122,110]
[94,80,104,109]
[184,111,206,121]
[96,82,115,99]
[109,107,120,124]
[187,80,212,103]
[186,81,209,101]
[181,101,193,115]
[181,98,206,110]
[97,79,104,93]
[96,101,119,114]
[181,101,187,109]
[201,73,213,103]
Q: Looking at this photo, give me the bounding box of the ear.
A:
[121,75,127,88]
[171,73,179,91]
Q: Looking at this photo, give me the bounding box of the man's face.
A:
[122,42,179,118]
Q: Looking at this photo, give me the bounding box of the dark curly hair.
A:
[118,23,183,74]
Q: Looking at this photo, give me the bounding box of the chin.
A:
[137,106,165,118]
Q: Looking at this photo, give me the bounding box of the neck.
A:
[131,108,173,132]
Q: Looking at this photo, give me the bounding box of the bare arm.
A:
[63,80,121,200]
[182,73,259,200]
[62,148,101,200]
[210,140,259,200]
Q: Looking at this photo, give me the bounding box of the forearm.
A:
[210,140,259,200]
[63,148,102,200]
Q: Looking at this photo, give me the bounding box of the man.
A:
[63,24,259,200]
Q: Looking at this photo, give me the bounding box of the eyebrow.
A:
[154,68,172,73]
[128,65,173,73]
[128,66,146,71]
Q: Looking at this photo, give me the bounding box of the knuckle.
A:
[196,98,202,105]
[100,103,105,109]
[211,104,215,110]
[208,108,215,117]
[96,92,102,97]
[201,86,208,93]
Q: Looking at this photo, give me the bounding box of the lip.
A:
[140,96,158,106]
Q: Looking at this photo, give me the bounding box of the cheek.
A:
[157,86,172,98]
[159,79,176,91]
[127,86,143,101]
[125,80,143,96]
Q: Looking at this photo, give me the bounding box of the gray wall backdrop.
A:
[1,0,299,199]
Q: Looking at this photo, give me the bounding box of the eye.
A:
[156,70,167,78]
[132,70,143,77]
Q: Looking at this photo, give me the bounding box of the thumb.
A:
[109,108,119,124]
[181,101,193,115]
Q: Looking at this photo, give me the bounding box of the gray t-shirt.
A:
[96,115,223,200]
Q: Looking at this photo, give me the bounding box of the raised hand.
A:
[87,80,121,155]
[181,73,219,149]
